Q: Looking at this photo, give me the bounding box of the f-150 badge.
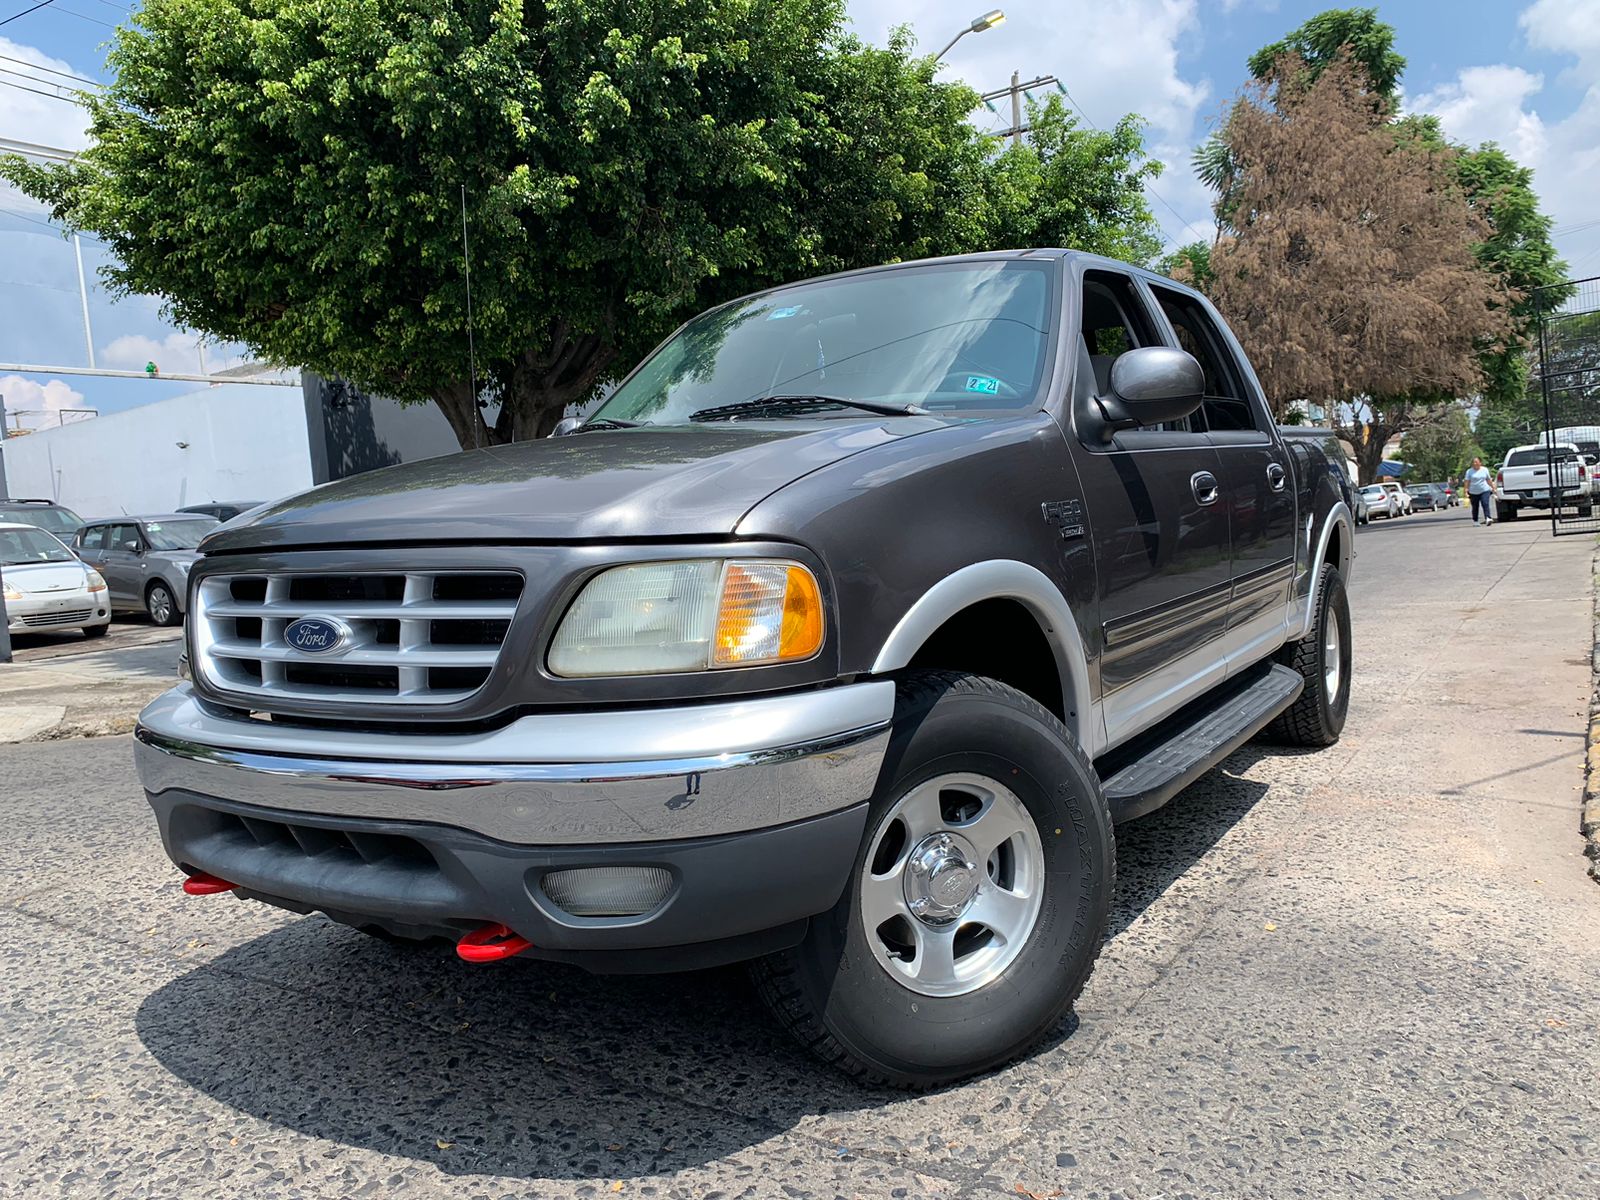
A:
[1041,499,1085,540]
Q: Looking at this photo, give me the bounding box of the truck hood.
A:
[203,419,948,551]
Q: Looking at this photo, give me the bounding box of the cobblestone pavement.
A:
[1,508,1595,1199]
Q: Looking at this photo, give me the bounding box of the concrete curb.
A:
[1585,546,1600,884]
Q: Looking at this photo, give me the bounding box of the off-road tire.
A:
[750,670,1115,1089]
[1263,563,1351,747]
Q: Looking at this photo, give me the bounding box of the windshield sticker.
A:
[767,306,802,321]
[965,375,1001,395]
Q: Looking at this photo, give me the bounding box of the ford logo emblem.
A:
[284,615,350,655]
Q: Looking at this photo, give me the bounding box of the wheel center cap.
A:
[903,832,981,925]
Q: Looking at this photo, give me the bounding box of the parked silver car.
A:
[73,515,219,626]
[1,522,111,638]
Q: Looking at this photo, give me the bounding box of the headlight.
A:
[85,569,107,593]
[548,559,824,678]
[2,582,20,602]
[176,560,193,575]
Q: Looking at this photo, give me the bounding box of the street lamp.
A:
[935,10,1006,62]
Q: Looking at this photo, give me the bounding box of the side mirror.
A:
[1102,346,1204,428]
[550,416,584,437]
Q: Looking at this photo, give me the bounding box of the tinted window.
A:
[142,519,217,550]
[596,261,1054,424]
[0,503,82,537]
[1151,286,1257,433]
[1505,448,1577,466]
[107,523,142,552]
[0,526,74,564]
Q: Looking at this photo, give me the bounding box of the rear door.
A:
[1147,284,1297,674]
[101,523,144,606]
[1068,268,1233,747]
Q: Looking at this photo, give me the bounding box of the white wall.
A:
[2,384,312,517]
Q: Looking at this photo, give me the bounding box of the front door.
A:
[1148,284,1297,673]
[1069,268,1234,747]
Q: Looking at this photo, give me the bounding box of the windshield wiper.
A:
[577,417,643,432]
[689,394,927,422]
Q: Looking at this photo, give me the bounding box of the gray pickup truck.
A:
[134,251,1354,1086]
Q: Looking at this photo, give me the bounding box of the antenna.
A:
[460,183,481,450]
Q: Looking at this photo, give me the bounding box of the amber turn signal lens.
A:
[713,561,824,667]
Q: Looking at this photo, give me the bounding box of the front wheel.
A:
[752,671,1115,1088]
[1263,563,1351,747]
[82,623,110,640]
[146,581,181,627]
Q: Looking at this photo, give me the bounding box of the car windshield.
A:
[142,519,217,550]
[1361,487,1384,497]
[592,260,1054,426]
[0,503,82,537]
[0,526,75,565]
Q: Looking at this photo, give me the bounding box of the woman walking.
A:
[1464,457,1494,526]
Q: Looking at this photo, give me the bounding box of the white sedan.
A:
[1,522,111,638]
[1380,481,1413,515]
[1359,484,1399,519]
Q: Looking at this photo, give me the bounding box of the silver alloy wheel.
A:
[1323,612,1342,703]
[149,585,173,625]
[860,772,1046,998]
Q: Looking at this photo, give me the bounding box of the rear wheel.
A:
[1263,563,1351,748]
[1499,503,1518,522]
[752,671,1115,1088]
[145,581,180,627]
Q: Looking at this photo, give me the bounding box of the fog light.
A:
[541,866,673,917]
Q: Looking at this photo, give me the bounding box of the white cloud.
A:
[0,374,90,431]
[1520,0,1600,76]
[1409,65,1549,165]
[99,332,252,377]
[0,37,94,220]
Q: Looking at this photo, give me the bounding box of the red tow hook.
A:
[182,871,239,895]
[456,922,533,964]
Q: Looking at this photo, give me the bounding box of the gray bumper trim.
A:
[134,682,893,844]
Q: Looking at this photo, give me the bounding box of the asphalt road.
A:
[2,508,1596,1199]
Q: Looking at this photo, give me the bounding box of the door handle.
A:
[1191,471,1220,506]
[1266,462,1287,492]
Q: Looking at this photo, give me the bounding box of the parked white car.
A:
[1494,442,1593,521]
[0,522,111,638]
[1359,484,1399,519]
[1379,482,1412,516]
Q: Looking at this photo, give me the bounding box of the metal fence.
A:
[1533,276,1600,536]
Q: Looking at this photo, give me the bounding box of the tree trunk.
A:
[1336,420,1392,485]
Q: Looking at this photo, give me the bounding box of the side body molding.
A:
[870,560,1102,756]
[1295,502,1354,640]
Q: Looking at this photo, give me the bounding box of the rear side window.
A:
[1150,286,1259,433]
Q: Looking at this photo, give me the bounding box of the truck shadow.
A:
[132,746,1280,1181]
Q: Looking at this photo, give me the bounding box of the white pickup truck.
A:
[1494,442,1593,522]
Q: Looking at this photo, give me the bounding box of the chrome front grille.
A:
[21,608,93,627]
[194,570,523,706]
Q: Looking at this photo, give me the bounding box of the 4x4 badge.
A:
[1041,499,1085,540]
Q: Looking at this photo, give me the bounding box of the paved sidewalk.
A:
[0,633,181,742]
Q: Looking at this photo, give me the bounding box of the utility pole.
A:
[981,73,1058,145]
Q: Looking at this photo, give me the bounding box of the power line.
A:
[0,74,81,102]
[0,52,101,87]
[50,4,117,28]
[0,0,54,29]
[0,64,83,96]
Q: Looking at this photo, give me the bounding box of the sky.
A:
[1,0,1597,428]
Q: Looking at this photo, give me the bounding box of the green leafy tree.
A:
[2,0,1163,448]
[1472,406,1535,466]
[1399,406,1475,481]
[1156,240,1213,288]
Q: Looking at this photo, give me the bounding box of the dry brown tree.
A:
[1203,53,1515,483]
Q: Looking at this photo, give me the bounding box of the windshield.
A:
[1361,487,1384,498]
[1506,448,1577,466]
[0,504,82,537]
[594,261,1054,426]
[0,526,75,565]
[142,519,217,550]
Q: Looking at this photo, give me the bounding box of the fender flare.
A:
[1299,502,1353,639]
[870,560,1100,755]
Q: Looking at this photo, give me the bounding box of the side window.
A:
[1079,270,1197,434]
[110,523,141,553]
[78,526,105,552]
[1151,287,1259,433]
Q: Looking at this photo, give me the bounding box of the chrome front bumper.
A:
[134,682,894,845]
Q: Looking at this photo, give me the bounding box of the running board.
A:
[1099,663,1304,823]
